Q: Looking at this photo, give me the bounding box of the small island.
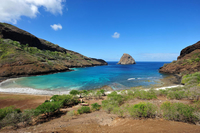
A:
[118,53,136,65]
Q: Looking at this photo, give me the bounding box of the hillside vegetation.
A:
[0,23,107,79]
[159,41,200,75]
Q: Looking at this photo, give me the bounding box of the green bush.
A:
[181,72,200,87]
[34,102,61,117]
[158,89,168,96]
[128,102,157,118]
[186,86,200,101]
[113,107,125,117]
[77,106,90,114]
[70,90,80,96]
[20,109,35,126]
[134,90,157,100]
[91,103,101,111]
[50,94,78,106]
[107,91,124,105]
[102,100,117,113]
[0,111,21,128]
[0,106,21,120]
[100,89,105,96]
[167,91,185,100]
[161,102,197,123]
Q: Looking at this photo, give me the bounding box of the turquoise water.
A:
[1,62,170,91]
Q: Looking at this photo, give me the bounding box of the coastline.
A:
[0,74,182,96]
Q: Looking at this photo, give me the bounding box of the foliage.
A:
[0,106,21,120]
[100,89,105,96]
[112,106,125,117]
[160,102,197,123]
[167,90,185,100]
[20,109,35,126]
[181,72,200,87]
[34,102,61,117]
[107,91,124,105]
[50,94,79,106]
[77,106,90,114]
[186,86,200,101]
[0,111,21,128]
[102,100,117,113]
[91,103,101,111]
[70,90,80,96]
[128,102,157,118]
[134,89,157,100]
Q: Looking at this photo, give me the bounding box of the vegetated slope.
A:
[159,41,200,75]
[0,23,107,79]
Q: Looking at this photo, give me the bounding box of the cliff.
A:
[118,53,136,65]
[159,41,200,75]
[0,23,107,80]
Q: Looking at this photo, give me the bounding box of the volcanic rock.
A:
[159,41,200,74]
[118,53,136,65]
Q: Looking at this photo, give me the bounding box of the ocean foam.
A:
[127,78,135,80]
[0,79,70,95]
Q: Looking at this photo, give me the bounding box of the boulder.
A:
[118,53,136,65]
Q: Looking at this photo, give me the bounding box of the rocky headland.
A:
[159,41,200,75]
[0,23,107,81]
[117,53,136,65]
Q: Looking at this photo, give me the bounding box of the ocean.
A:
[0,62,170,95]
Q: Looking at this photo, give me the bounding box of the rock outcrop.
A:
[0,23,107,80]
[118,53,136,65]
[159,41,200,74]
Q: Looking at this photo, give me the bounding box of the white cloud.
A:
[112,32,120,38]
[0,0,65,24]
[50,24,62,31]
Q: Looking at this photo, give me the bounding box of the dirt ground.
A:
[0,93,51,110]
[1,93,200,133]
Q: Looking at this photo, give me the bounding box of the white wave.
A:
[127,78,135,80]
[0,87,70,95]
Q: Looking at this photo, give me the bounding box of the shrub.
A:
[0,106,21,120]
[113,107,125,117]
[160,102,197,123]
[158,89,168,96]
[50,94,78,106]
[134,90,157,100]
[128,102,157,118]
[186,86,200,101]
[0,111,21,128]
[77,106,90,114]
[20,109,35,126]
[70,90,80,96]
[167,91,185,100]
[95,91,102,99]
[34,102,62,117]
[102,100,117,113]
[107,91,124,105]
[91,103,101,111]
[100,89,105,96]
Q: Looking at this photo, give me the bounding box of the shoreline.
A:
[0,74,182,96]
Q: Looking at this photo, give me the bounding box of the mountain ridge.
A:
[0,23,107,81]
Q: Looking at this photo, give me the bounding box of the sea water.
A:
[0,62,170,94]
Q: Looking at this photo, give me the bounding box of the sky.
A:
[0,0,200,61]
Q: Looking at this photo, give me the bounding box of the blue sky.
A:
[0,0,200,61]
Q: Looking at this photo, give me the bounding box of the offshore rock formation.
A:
[0,23,107,80]
[159,41,200,74]
[118,53,136,65]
